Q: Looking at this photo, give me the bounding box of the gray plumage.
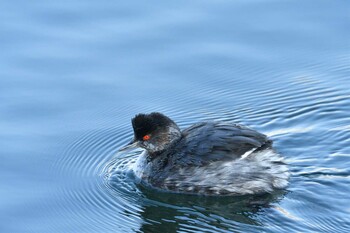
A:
[122,113,289,196]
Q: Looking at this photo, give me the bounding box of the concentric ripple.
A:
[28,0,350,231]
[48,69,350,233]
[1,0,350,232]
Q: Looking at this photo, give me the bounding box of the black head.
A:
[132,112,175,141]
[119,112,181,154]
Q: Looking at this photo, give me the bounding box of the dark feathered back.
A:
[132,112,176,140]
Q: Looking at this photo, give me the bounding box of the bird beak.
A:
[118,139,139,152]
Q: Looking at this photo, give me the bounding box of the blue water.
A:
[1,0,350,232]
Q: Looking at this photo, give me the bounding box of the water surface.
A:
[1,0,350,232]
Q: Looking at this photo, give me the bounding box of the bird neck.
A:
[146,124,182,160]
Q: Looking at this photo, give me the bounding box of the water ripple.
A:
[49,74,350,232]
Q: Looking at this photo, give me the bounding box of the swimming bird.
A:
[119,112,289,195]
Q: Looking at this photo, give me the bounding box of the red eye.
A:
[143,135,151,141]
